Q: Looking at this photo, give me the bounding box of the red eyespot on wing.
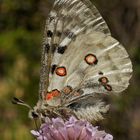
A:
[56,66,67,76]
[46,93,53,100]
[45,89,60,101]
[85,54,98,65]
[99,77,109,84]
[104,84,112,91]
[62,86,73,94]
[51,89,60,97]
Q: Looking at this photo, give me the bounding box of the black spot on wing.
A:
[51,64,57,74]
[47,30,53,37]
[99,71,104,75]
[45,44,50,53]
[57,46,67,54]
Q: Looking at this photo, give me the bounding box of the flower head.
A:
[31,116,113,140]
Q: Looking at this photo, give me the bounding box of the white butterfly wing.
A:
[46,0,110,91]
[39,0,132,120]
[70,95,110,122]
[49,31,132,93]
[48,0,132,94]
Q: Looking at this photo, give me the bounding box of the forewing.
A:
[47,0,111,92]
[40,0,132,112]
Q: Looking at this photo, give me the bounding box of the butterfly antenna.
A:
[12,97,32,109]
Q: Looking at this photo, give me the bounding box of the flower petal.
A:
[31,130,40,137]
[31,116,113,140]
[104,134,113,140]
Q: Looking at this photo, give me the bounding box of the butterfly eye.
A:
[31,111,39,118]
[85,54,98,65]
[56,66,67,76]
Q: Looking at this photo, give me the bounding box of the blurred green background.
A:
[0,0,140,140]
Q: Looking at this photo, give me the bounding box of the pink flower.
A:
[31,116,113,140]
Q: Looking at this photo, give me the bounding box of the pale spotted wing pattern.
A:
[39,0,132,121]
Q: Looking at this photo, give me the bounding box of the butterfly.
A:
[13,0,132,123]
